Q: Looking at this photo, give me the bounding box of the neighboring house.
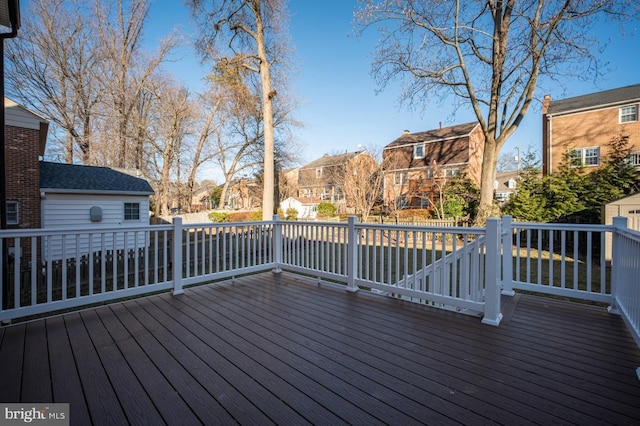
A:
[279,167,299,201]
[225,178,260,210]
[190,183,216,211]
[542,84,640,175]
[297,151,378,211]
[40,162,153,228]
[494,170,520,203]
[381,122,484,208]
[280,197,321,219]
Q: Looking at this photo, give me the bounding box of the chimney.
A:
[542,95,551,114]
[439,122,442,130]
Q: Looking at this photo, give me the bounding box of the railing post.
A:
[272,215,282,273]
[482,218,503,326]
[346,216,359,292]
[172,217,184,295]
[608,216,628,315]
[501,215,515,296]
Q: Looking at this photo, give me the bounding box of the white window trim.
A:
[569,146,600,167]
[413,143,425,159]
[629,151,640,167]
[124,202,140,221]
[394,171,408,185]
[620,104,638,123]
[6,201,18,225]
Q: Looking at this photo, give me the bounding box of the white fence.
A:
[1,216,639,344]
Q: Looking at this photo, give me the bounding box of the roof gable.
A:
[547,84,640,115]
[40,162,154,195]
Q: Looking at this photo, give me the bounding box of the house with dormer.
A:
[381,122,484,209]
[542,84,640,175]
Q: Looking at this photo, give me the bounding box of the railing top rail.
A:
[279,220,347,228]
[0,224,173,238]
[615,226,640,242]
[355,222,486,235]
[511,221,613,232]
[183,220,275,228]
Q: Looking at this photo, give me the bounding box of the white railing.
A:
[0,224,175,321]
[272,217,502,325]
[1,215,639,337]
[610,216,640,348]
[501,216,612,303]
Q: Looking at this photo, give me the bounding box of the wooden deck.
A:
[1,271,639,425]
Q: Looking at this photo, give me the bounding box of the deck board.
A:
[1,271,640,425]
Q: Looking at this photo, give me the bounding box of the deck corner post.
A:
[608,216,628,315]
[346,216,358,292]
[172,217,184,295]
[501,215,515,296]
[272,215,283,274]
[482,218,503,326]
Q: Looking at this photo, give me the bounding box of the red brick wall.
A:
[544,106,640,174]
[5,124,41,229]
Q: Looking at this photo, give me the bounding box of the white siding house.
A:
[40,162,154,259]
[280,197,319,219]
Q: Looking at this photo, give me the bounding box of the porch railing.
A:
[1,216,639,342]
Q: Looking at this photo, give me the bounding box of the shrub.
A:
[317,202,336,218]
[285,208,298,220]
[250,210,263,221]
[208,211,229,223]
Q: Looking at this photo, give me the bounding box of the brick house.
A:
[381,122,484,209]
[297,151,378,210]
[4,98,49,230]
[542,84,640,175]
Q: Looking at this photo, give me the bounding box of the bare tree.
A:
[337,150,382,222]
[188,0,291,219]
[145,78,193,216]
[6,0,103,163]
[355,0,638,222]
[184,87,224,212]
[94,0,178,169]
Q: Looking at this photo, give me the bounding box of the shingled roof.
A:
[40,162,154,195]
[384,122,479,149]
[546,84,640,116]
[299,151,363,170]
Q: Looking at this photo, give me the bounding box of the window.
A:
[620,105,638,123]
[6,202,18,225]
[444,169,460,177]
[630,151,640,168]
[124,202,140,221]
[394,171,408,185]
[427,169,434,178]
[413,144,425,159]
[507,178,517,189]
[569,147,600,167]
[316,167,322,178]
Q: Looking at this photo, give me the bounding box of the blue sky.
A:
[148,0,640,180]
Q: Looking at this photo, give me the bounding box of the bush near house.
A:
[317,202,336,218]
[208,211,230,223]
[285,208,299,220]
